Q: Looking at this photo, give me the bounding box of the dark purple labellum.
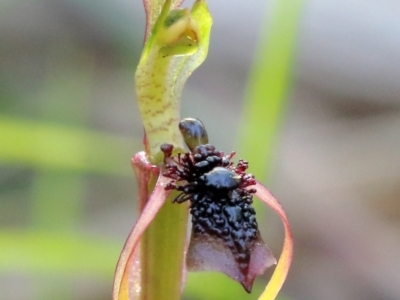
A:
[161,119,273,292]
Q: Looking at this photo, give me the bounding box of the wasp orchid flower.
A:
[112,1,293,300]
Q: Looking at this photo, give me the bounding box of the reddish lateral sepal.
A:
[254,181,293,300]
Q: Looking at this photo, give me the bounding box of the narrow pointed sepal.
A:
[254,181,293,300]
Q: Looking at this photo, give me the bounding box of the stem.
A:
[140,185,189,300]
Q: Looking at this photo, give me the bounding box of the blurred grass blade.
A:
[0,115,137,175]
[31,172,84,230]
[238,0,304,180]
[0,229,120,275]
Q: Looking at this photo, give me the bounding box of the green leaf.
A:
[0,230,119,276]
[0,115,137,175]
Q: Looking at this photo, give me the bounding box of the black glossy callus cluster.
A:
[162,143,259,271]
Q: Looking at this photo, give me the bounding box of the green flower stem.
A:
[131,1,212,299]
[140,177,189,300]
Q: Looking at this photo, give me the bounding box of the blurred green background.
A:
[2,0,400,299]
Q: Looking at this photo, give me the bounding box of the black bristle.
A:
[161,143,260,271]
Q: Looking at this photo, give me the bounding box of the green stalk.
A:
[140,176,189,299]
[131,1,212,299]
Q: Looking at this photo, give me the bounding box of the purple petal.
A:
[187,223,276,292]
[254,180,293,299]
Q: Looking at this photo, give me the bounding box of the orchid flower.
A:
[112,1,293,300]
